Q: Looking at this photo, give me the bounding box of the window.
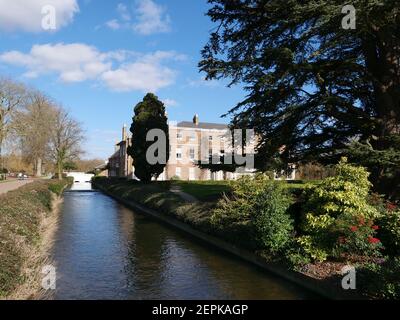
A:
[177,131,183,140]
[209,135,213,141]
[189,131,196,141]
[176,167,181,177]
[209,148,213,157]
[189,147,195,160]
[176,147,182,160]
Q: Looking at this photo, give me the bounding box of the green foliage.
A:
[346,135,400,200]
[173,180,231,202]
[211,174,270,228]
[379,209,400,256]
[251,182,294,254]
[127,93,169,183]
[200,1,400,199]
[299,159,380,262]
[359,257,400,300]
[296,236,328,263]
[303,158,378,223]
[48,179,69,196]
[368,194,400,256]
[63,161,78,171]
[211,174,294,253]
[285,247,312,270]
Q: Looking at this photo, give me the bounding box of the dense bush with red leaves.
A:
[332,215,383,259]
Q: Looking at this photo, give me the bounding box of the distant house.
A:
[92,163,108,177]
[108,125,134,178]
[108,115,296,181]
[164,114,256,181]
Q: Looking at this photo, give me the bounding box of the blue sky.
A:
[0,0,245,159]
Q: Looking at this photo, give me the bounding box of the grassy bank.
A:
[165,179,318,201]
[93,178,214,231]
[0,179,70,299]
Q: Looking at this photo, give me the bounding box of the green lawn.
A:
[170,179,321,201]
[172,180,232,201]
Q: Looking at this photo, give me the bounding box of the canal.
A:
[52,191,316,299]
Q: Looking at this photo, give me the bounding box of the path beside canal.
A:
[0,179,34,195]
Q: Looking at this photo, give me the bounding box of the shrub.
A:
[299,158,380,262]
[285,247,312,270]
[48,180,69,196]
[211,174,294,253]
[332,215,383,258]
[252,182,294,254]
[379,209,400,256]
[359,257,400,299]
[369,193,400,256]
[211,174,270,228]
[296,236,329,262]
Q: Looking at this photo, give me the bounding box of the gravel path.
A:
[169,185,198,202]
[0,179,34,195]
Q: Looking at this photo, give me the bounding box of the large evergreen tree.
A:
[200,0,400,196]
[128,93,169,182]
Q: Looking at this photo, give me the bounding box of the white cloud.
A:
[117,3,131,21]
[0,43,185,92]
[106,0,171,35]
[162,99,178,108]
[0,43,110,82]
[133,0,171,35]
[188,76,221,88]
[106,19,121,30]
[0,0,79,32]
[101,51,182,92]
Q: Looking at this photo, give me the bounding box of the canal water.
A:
[52,191,315,299]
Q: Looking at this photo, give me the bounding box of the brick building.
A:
[108,115,294,181]
[108,125,134,178]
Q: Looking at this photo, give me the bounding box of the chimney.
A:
[122,124,127,141]
[193,114,199,126]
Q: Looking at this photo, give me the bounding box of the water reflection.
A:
[52,191,315,300]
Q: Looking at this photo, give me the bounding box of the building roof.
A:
[177,121,228,130]
[109,150,120,160]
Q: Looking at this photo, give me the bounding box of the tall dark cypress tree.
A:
[128,93,169,182]
[200,0,400,197]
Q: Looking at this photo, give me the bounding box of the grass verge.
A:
[0,179,70,299]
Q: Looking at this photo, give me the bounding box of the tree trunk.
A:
[36,158,42,177]
[58,161,62,180]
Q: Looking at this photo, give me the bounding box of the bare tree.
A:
[14,91,56,176]
[49,108,84,180]
[0,78,27,170]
